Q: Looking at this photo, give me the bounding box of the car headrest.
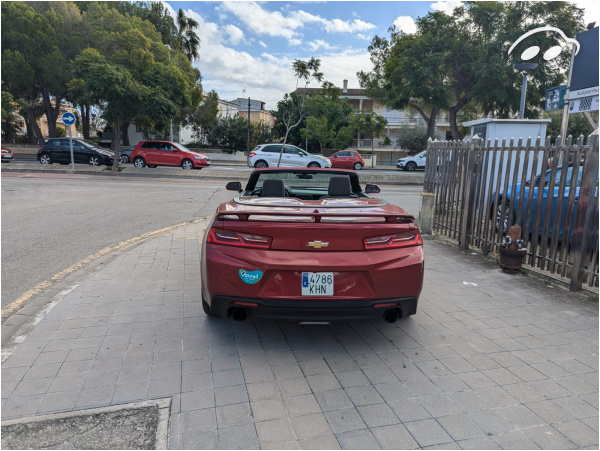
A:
[261,179,285,197]
[328,176,352,197]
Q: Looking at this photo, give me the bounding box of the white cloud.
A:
[308,39,336,51]
[324,18,376,33]
[430,1,463,15]
[393,16,417,34]
[217,2,376,46]
[171,7,374,111]
[224,24,244,45]
[355,33,372,41]
[288,38,302,46]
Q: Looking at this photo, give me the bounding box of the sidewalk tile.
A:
[336,429,381,450]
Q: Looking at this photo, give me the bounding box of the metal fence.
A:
[424,134,599,291]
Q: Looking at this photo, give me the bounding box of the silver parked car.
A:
[248,144,332,168]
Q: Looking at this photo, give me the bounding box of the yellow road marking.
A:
[2,218,206,318]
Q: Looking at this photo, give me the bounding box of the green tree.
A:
[70,3,202,170]
[358,30,447,139]
[1,89,26,143]
[1,49,45,144]
[187,90,219,143]
[251,121,273,149]
[396,125,428,155]
[206,115,249,153]
[546,111,596,140]
[300,84,353,152]
[349,111,388,167]
[176,8,200,61]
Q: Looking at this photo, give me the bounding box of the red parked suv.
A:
[130,141,210,169]
[330,150,365,170]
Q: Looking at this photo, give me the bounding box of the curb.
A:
[1,165,425,185]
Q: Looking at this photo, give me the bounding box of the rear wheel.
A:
[254,160,268,168]
[181,159,193,169]
[494,198,515,233]
[406,161,417,171]
[353,162,362,170]
[133,157,146,168]
[308,162,321,168]
[40,153,52,165]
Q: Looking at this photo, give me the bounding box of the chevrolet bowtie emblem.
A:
[307,241,329,249]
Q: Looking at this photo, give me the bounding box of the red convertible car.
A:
[201,168,424,323]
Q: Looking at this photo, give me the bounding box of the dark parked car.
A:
[119,145,134,164]
[37,138,114,166]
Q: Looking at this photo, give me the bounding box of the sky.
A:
[163,1,598,111]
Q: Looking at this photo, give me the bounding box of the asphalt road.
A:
[10,154,421,176]
[1,172,423,311]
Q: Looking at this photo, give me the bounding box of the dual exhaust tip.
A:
[230,307,400,324]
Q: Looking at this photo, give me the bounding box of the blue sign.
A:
[239,269,263,284]
[62,112,76,126]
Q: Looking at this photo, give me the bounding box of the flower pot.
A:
[498,246,527,274]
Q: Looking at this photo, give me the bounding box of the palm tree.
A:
[177,9,200,62]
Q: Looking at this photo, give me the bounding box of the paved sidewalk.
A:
[2,221,598,449]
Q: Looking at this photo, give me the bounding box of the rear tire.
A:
[254,160,268,168]
[133,157,146,168]
[40,153,52,165]
[353,162,362,170]
[494,198,515,233]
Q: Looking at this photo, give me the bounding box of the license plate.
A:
[301,272,334,296]
[2,155,13,159]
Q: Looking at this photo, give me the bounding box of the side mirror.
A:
[332,155,337,158]
[226,181,243,193]
[365,183,380,194]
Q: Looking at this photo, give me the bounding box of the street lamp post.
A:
[514,63,538,119]
[165,44,174,142]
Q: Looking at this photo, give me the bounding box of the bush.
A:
[55,127,66,137]
[396,125,428,155]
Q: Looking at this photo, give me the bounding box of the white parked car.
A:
[248,144,332,168]
[397,151,427,171]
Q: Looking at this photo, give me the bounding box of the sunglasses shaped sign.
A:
[508,25,580,62]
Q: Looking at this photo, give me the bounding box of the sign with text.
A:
[545,85,567,112]
[569,96,599,114]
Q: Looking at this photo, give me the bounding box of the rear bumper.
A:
[210,296,418,322]
[202,243,424,321]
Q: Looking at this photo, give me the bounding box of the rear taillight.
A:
[363,231,422,250]
[248,152,256,157]
[39,146,43,150]
[207,228,272,249]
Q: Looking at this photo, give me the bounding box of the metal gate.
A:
[424,134,599,291]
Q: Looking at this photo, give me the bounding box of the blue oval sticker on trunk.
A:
[239,269,263,284]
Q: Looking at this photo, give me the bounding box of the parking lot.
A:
[2,219,598,449]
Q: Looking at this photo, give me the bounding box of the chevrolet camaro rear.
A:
[201,169,424,323]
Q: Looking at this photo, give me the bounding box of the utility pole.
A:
[247,97,251,153]
[559,37,577,146]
